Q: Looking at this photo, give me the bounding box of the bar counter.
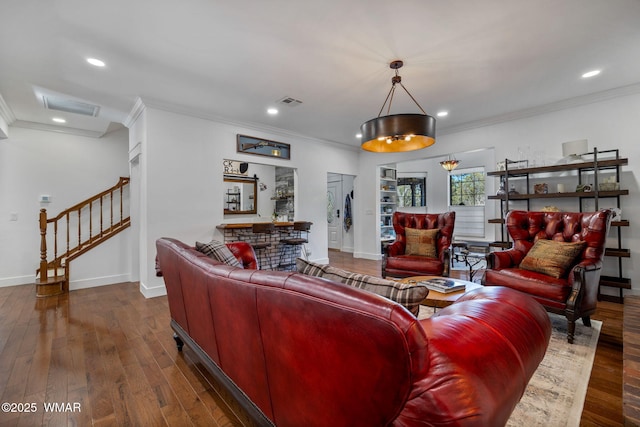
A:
[216,222,310,270]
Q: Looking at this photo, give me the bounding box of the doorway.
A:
[327,173,355,253]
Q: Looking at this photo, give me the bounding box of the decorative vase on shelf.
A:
[496,181,506,196]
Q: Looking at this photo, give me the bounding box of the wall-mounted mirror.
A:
[223,176,257,214]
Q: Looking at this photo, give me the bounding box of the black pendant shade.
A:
[360,113,436,153]
[360,60,436,153]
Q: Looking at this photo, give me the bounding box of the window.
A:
[449,169,485,206]
[449,167,486,237]
[397,177,426,207]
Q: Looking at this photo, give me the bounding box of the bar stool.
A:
[278,221,311,271]
[250,222,275,270]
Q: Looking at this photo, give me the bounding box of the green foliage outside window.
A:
[397,178,426,207]
[450,171,485,206]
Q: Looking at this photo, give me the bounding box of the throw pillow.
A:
[321,265,428,316]
[196,240,243,268]
[295,258,328,277]
[519,240,586,278]
[405,228,439,258]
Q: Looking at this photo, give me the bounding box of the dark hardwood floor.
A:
[0,252,623,426]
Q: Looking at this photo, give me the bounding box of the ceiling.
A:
[2,0,640,146]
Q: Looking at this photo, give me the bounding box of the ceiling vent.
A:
[277,96,303,107]
[43,96,100,117]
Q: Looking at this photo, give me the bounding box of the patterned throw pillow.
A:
[405,228,439,258]
[196,240,243,268]
[295,258,428,316]
[519,240,586,278]
[295,258,327,277]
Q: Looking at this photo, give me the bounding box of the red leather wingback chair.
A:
[483,209,613,343]
[382,211,455,278]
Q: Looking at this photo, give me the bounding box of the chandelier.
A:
[360,60,436,153]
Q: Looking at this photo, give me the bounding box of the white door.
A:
[327,180,342,250]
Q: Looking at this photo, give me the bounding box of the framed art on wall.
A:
[237,134,290,159]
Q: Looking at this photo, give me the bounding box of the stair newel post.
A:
[39,209,48,281]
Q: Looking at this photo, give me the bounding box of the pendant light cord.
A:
[377,68,427,117]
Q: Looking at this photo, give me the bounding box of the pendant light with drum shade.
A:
[360,60,436,153]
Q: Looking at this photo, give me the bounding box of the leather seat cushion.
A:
[484,268,570,310]
[385,255,442,274]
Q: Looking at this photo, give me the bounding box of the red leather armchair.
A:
[383,211,455,278]
[482,209,613,343]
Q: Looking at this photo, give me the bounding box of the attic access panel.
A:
[237,134,290,160]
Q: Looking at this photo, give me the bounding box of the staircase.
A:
[36,177,131,297]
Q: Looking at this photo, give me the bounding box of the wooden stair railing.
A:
[36,177,131,297]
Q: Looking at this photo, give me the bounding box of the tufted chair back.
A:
[392,211,456,263]
[506,210,612,266]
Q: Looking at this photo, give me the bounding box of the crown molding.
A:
[12,120,104,138]
[136,96,361,153]
[439,82,640,136]
[123,97,146,128]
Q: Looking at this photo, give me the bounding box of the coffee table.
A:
[401,276,483,310]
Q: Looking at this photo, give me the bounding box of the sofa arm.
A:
[441,248,451,277]
[387,241,404,257]
[227,241,258,270]
[567,260,603,314]
[396,287,551,426]
[486,249,523,270]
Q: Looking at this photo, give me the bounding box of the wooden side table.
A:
[401,276,483,310]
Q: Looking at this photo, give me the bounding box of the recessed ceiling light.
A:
[582,69,601,78]
[437,111,449,118]
[52,117,66,123]
[356,133,362,138]
[86,57,106,67]
[267,108,278,115]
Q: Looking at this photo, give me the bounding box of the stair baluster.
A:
[36,177,131,297]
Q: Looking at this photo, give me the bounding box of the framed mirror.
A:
[223,176,257,215]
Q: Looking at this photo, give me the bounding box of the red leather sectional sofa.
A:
[156,237,551,427]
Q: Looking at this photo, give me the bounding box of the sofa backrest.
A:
[156,237,429,427]
[392,211,455,259]
[506,209,613,262]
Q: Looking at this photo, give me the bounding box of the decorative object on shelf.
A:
[557,183,566,193]
[496,180,506,196]
[561,139,588,163]
[534,183,548,194]
[508,184,519,195]
[576,184,592,193]
[237,134,291,159]
[541,206,561,212]
[360,60,436,153]
[496,161,506,171]
[599,176,620,191]
[612,208,622,221]
[440,155,460,172]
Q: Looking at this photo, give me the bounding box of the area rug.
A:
[418,308,601,427]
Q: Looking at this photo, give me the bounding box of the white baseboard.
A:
[139,281,167,299]
[353,251,383,261]
[0,274,35,288]
[69,273,132,291]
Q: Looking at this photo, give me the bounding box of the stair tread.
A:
[35,276,66,285]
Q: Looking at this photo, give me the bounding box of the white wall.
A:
[0,126,131,288]
[129,103,360,297]
[357,92,639,295]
